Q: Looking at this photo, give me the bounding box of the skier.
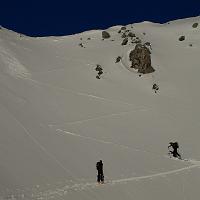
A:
[96,160,104,183]
[168,142,181,159]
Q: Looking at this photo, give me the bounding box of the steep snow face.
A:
[0,16,200,200]
[0,45,30,78]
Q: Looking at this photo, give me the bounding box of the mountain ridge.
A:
[0,16,200,200]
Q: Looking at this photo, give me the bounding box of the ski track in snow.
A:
[49,106,150,127]
[55,128,160,157]
[22,77,136,107]
[0,45,31,79]
[33,161,200,200]
[0,102,76,179]
[3,76,200,200]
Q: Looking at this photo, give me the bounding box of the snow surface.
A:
[0,16,200,200]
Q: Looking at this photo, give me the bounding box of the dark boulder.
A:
[102,31,111,39]
[115,56,122,63]
[128,32,135,38]
[121,33,127,38]
[129,44,155,74]
[79,43,84,47]
[192,23,198,28]
[179,36,185,41]
[121,26,126,30]
[121,38,128,45]
[95,64,103,72]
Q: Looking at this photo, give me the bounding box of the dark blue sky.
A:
[1,0,200,36]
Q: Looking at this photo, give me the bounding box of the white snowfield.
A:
[0,16,200,200]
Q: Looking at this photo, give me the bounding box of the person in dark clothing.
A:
[168,142,181,159]
[96,160,104,183]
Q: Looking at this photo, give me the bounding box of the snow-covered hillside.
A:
[0,16,200,200]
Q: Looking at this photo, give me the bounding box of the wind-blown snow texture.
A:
[0,16,200,200]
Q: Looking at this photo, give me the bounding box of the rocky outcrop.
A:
[102,31,110,39]
[121,38,128,45]
[129,44,155,74]
[121,26,126,31]
[128,32,135,38]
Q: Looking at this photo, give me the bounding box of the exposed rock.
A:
[95,64,103,79]
[152,83,159,90]
[192,23,198,28]
[102,31,110,39]
[121,33,127,38]
[152,83,159,93]
[134,39,142,44]
[95,64,103,72]
[128,32,135,38]
[129,44,155,74]
[121,26,126,30]
[79,43,84,47]
[115,56,122,63]
[144,42,151,46]
[98,70,103,76]
[96,75,100,79]
[179,35,185,41]
[144,42,152,49]
[121,38,128,45]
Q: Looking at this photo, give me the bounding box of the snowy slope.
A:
[0,16,200,200]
